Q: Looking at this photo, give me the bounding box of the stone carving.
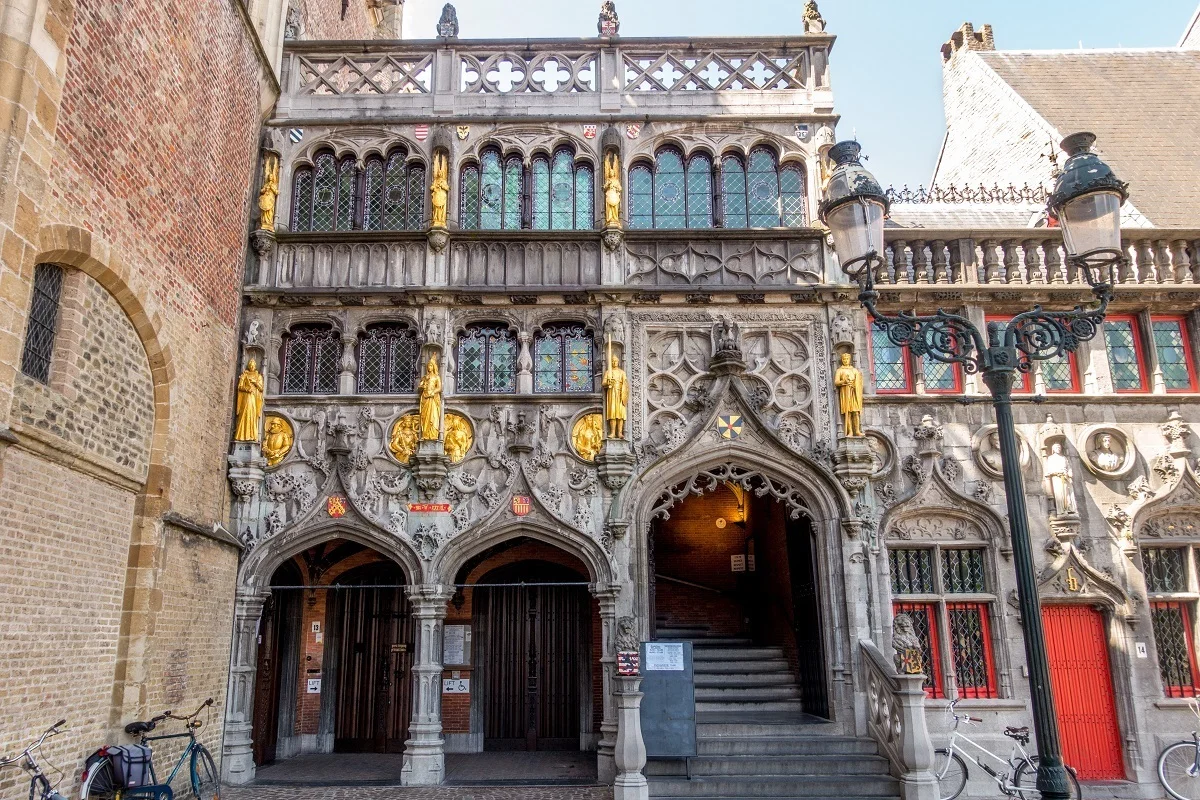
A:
[444,413,473,464]
[876,481,897,507]
[283,1,301,39]
[1162,410,1191,452]
[714,318,741,358]
[1154,453,1180,484]
[912,415,943,452]
[615,616,638,652]
[234,359,265,443]
[972,481,995,504]
[972,426,1032,480]
[459,51,599,94]
[940,455,961,483]
[418,355,442,441]
[889,516,976,542]
[834,353,864,437]
[863,431,894,478]
[262,415,294,467]
[389,414,421,463]
[1129,475,1155,502]
[506,410,536,454]
[1042,443,1078,517]
[436,3,459,38]
[622,46,813,92]
[802,0,826,33]
[430,151,449,228]
[830,311,854,350]
[653,462,810,521]
[572,413,604,461]
[603,151,621,227]
[231,480,258,499]
[901,455,925,487]
[1079,426,1135,478]
[449,239,601,287]
[625,239,821,285]
[891,613,923,675]
[1134,463,1200,540]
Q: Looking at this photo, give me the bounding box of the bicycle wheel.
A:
[1160,740,1200,800]
[79,757,117,800]
[933,748,968,800]
[189,745,219,800]
[1012,756,1082,799]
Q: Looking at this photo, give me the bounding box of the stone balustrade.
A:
[881,230,1200,287]
[861,639,938,800]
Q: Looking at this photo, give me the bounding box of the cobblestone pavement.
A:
[222,786,612,799]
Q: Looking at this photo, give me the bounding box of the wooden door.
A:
[478,562,588,751]
[1042,605,1125,780]
[330,566,413,753]
[251,594,281,765]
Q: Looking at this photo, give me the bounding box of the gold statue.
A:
[603,151,622,228]
[444,412,474,464]
[833,352,864,437]
[257,153,279,231]
[601,335,628,439]
[234,358,265,442]
[262,415,294,466]
[389,414,421,463]
[572,413,604,461]
[417,355,443,441]
[431,151,449,228]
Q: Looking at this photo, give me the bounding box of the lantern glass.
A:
[1059,189,1122,257]
[828,197,885,274]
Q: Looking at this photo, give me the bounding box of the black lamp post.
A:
[820,134,1128,800]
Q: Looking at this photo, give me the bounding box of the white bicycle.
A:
[1157,697,1200,799]
[933,699,1081,799]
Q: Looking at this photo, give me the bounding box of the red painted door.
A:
[1042,605,1125,780]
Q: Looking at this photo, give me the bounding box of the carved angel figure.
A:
[431,151,450,228]
[603,152,622,227]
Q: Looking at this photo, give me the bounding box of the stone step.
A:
[694,685,801,702]
[646,754,891,777]
[693,646,785,661]
[692,658,792,674]
[694,671,795,687]
[696,720,834,737]
[697,735,881,757]
[688,637,757,647]
[646,774,900,797]
[695,698,806,713]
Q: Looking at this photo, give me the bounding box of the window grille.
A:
[1103,318,1144,391]
[282,325,340,394]
[893,602,944,698]
[1152,318,1195,391]
[357,324,419,393]
[1152,602,1200,697]
[533,324,593,393]
[1144,547,1188,593]
[947,603,998,698]
[456,324,516,394]
[20,263,64,384]
[942,549,987,594]
[889,549,934,594]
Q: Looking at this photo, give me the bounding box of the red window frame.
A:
[894,601,945,698]
[1103,314,1150,394]
[1151,315,1199,393]
[869,323,913,394]
[946,602,999,699]
[1152,601,1200,698]
[1041,349,1081,393]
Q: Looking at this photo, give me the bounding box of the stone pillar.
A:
[222,590,270,785]
[339,334,357,394]
[517,331,534,394]
[228,442,266,547]
[613,674,649,800]
[593,585,620,782]
[402,584,453,786]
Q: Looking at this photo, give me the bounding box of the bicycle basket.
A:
[108,745,154,788]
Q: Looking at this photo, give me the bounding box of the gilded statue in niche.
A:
[572,413,604,461]
[389,414,421,463]
[234,358,265,442]
[418,355,443,441]
[444,412,473,464]
[603,152,622,228]
[602,336,628,439]
[262,415,294,466]
[431,151,450,228]
[833,352,864,437]
[257,153,279,231]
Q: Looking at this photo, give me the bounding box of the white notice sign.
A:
[645,642,685,671]
[443,624,471,665]
[442,678,470,694]
[730,554,746,573]
[306,678,322,694]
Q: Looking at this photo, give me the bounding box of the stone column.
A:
[517,330,534,394]
[613,674,649,800]
[593,585,620,782]
[339,334,357,395]
[222,590,270,785]
[402,584,453,786]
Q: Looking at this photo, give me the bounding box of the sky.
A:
[399,0,1198,187]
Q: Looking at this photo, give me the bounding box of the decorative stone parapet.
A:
[613,674,649,800]
[861,639,938,800]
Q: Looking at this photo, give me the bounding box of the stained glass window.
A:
[532,157,550,229]
[720,151,805,228]
[291,167,314,231]
[780,164,807,226]
[948,603,997,698]
[1151,602,1200,697]
[575,164,594,230]
[462,150,524,230]
[942,549,987,593]
[309,152,340,231]
[1041,352,1076,392]
[1145,547,1188,593]
[530,150,593,231]
[686,154,713,229]
[721,156,749,229]
[923,356,958,392]
[1153,318,1195,391]
[746,148,781,228]
[871,325,910,392]
[503,156,523,230]
[282,324,340,395]
[20,263,64,384]
[457,324,516,393]
[889,549,934,594]
[550,150,574,230]
[479,150,504,230]
[357,324,419,394]
[627,149,716,229]
[533,324,593,393]
[1104,318,1144,391]
[363,151,424,231]
[629,165,653,229]
[336,157,356,230]
[460,165,481,230]
[654,149,686,229]
[893,602,944,698]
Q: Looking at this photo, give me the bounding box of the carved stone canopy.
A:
[1036,544,1135,624]
[1133,462,1200,541]
[881,461,1008,552]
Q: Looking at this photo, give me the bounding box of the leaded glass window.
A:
[655,149,687,229]
[871,324,910,392]
[746,148,781,228]
[364,151,424,231]
[532,157,550,229]
[1152,602,1200,697]
[357,324,419,394]
[629,165,653,229]
[947,603,997,698]
[282,325,340,394]
[1041,352,1077,392]
[460,165,481,229]
[721,156,749,229]
[1145,547,1188,593]
[531,150,594,231]
[780,164,807,226]
[942,549,987,593]
[456,324,516,394]
[20,263,64,384]
[292,167,314,231]
[923,356,958,392]
[686,154,713,229]
[292,152,357,232]
[575,163,594,230]
[1104,318,1144,391]
[463,150,524,231]
[720,150,806,228]
[889,549,934,594]
[627,149,715,229]
[1152,318,1195,391]
[533,324,593,393]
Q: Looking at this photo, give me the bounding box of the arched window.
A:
[357,323,419,393]
[291,151,357,232]
[531,149,595,230]
[363,151,425,231]
[627,149,714,230]
[721,148,808,228]
[456,324,517,393]
[281,324,341,394]
[534,324,593,393]
[461,149,523,230]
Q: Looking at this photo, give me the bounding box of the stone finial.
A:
[913,414,944,456]
[941,22,996,63]
[436,3,459,38]
[597,0,619,36]
[802,0,826,33]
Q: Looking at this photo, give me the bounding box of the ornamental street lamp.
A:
[820,134,1127,800]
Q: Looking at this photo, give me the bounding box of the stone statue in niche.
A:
[714,317,740,357]
[234,359,265,442]
[257,153,279,231]
[602,354,629,440]
[891,613,923,675]
[1043,442,1078,517]
[431,151,449,228]
[418,356,443,441]
[833,353,864,437]
[1090,433,1122,473]
[603,152,622,227]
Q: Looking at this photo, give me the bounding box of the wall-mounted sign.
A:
[442,678,469,694]
[1136,642,1148,659]
[443,624,471,665]
[409,502,451,513]
[511,495,532,516]
[306,678,322,694]
[731,554,746,573]
[645,642,685,671]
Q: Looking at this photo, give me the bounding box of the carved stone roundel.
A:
[972,425,1032,480]
[572,412,604,462]
[1077,424,1135,479]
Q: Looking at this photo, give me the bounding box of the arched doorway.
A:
[650,482,829,717]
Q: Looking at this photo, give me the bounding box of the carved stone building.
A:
[221,7,1200,800]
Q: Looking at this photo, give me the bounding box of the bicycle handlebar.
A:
[0,721,65,766]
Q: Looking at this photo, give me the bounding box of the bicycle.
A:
[80,699,218,800]
[933,699,1081,799]
[0,719,70,800]
[1157,696,1200,799]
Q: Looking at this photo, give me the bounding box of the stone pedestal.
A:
[613,675,649,800]
[594,586,620,782]
[402,585,453,786]
[1049,514,1082,546]
[227,443,267,548]
[834,435,874,499]
[412,439,450,499]
[597,438,636,490]
[221,591,270,784]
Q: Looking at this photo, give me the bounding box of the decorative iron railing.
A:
[885,184,1050,205]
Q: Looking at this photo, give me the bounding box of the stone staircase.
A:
[647,622,900,800]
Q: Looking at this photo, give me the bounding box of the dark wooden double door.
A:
[475,561,590,751]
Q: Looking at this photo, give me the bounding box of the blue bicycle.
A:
[79,699,218,800]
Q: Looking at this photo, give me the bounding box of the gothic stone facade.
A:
[223,28,1200,799]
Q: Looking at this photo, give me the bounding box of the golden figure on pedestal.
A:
[257,153,279,231]
[431,151,450,228]
[601,335,628,440]
[389,414,421,463]
[834,352,864,437]
[234,358,265,442]
[262,415,294,466]
[603,152,622,228]
[418,355,443,441]
[444,413,473,464]
[572,413,604,461]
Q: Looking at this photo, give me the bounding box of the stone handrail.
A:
[882,229,1200,287]
[861,639,939,800]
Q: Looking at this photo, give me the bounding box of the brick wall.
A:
[296,592,328,735]
[299,0,385,40]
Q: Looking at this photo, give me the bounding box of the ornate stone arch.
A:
[879,465,1008,552]
[1132,462,1200,541]
[1033,543,1136,623]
